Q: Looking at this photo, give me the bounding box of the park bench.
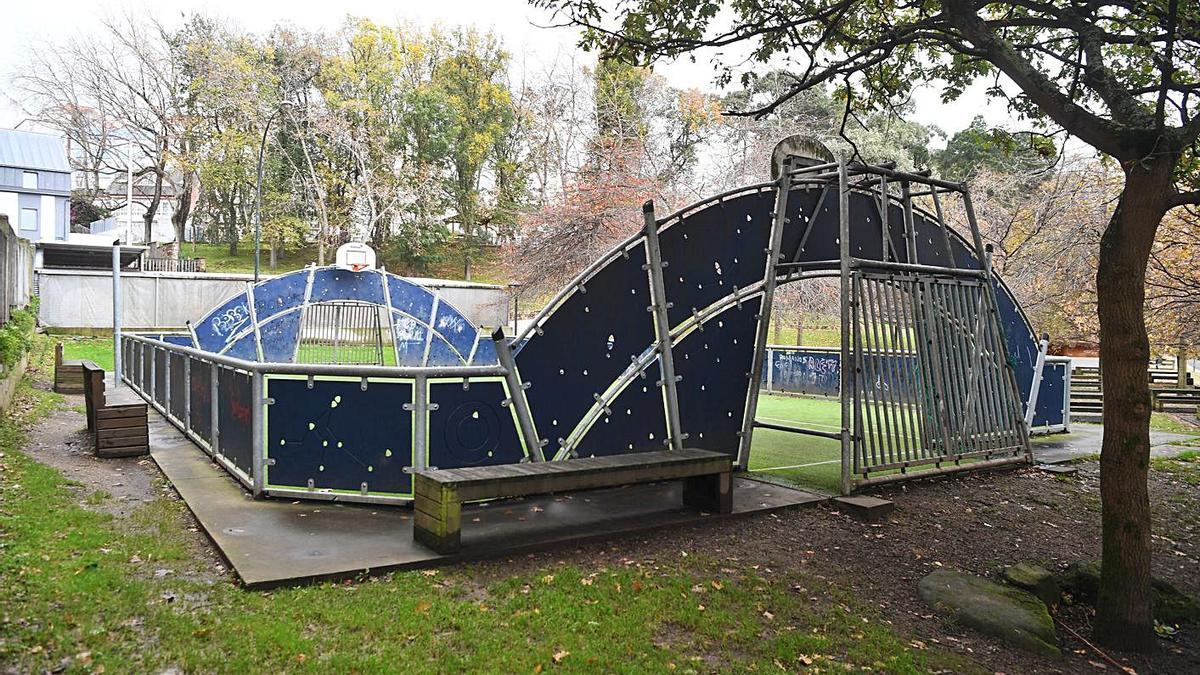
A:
[413,448,734,554]
[81,361,149,458]
[1151,387,1200,412]
[53,342,85,394]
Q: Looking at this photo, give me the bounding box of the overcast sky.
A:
[1,0,1018,145]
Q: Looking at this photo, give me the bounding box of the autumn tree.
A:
[537,0,1200,650]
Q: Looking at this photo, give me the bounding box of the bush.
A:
[0,298,39,370]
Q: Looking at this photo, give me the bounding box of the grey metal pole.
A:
[251,372,265,496]
[642,201,685,453]
[736,161,793,468]
[253,116,274,284]
[838,157,853,495]
[492,328,545,461]
[112,242,122,381]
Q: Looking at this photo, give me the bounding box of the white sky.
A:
[0,0,1019,144]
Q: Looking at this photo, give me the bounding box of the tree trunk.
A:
[795,314,804,346]
[772,306,783,344]
[269,240,278,270]
[1092,156,1173,652]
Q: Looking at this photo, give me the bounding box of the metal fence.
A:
[296,301,387,365]
[0,219,34,324]
[142,257,205,273]
[120,332,530,504]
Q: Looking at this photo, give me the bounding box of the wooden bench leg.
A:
[683,471,733,514]
[413,482,463,554]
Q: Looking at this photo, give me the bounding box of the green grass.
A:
[57,337,116,372]
[1151,450,1200,486]
[1149,412,1200,436]
[178,241,511,284]
[0,337,977,673]
[749,395,845,494]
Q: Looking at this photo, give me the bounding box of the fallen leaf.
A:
[415,600,431,614]
[552,649,569,664]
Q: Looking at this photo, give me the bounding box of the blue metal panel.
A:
[1034,362,1068,427]
[426,338,463,367]
[515,242,655,460]
[253,270,310,320]
[189,360,212,445]
[265,377,414,495]
[193,292,253,354]
[470,337,498,366]
[391,313,430,365]
[258,311,302,363]
[767,349,841,396]
[225,333,259,361]
[309,267,385,305]
[427,379,524,468]
[658,191,773,325]
[217,368,254,476]
[432,299,477,359]
[572,360,668,458]
[674,297,762,455]
[387,275,436,321]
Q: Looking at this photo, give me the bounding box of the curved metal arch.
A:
[188,266,492,367]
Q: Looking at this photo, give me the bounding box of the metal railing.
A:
[120,331,520,504]
[142,257,206,273]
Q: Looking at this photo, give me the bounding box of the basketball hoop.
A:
[334,242,377,273]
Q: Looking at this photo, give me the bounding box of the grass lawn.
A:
[0,338,972,673]
[56,336,116,372]
[178,241,511,284]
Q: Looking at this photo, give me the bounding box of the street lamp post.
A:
[254,102,292,283]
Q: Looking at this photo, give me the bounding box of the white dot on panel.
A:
[582,369,589,376]
[552,419,558,426]
[727,411,733,417]
[559,369,565,375]
[626,409,632,415]
[628,444,634,450]
[472,411,479,419]
[648,433,655,440]
[642,386,648,393]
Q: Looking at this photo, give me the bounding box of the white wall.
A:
[0,192,16,231]
[37,269,510,330]
[39,195,56,241]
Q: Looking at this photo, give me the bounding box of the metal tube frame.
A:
[737,158,793,468]
[642,201,686,452]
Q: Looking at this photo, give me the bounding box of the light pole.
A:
[254,102,292,283]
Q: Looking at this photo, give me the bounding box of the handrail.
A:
[122,332,507,379]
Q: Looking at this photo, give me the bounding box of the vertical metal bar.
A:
[1062,360,1073,432]
[942,281,980,456]
[838,158,853,495]
[888,279,922,463]
[149,346,157,407]
[929,188,957,267]
[854,275,883,472]
[896,277,935,459]
[642,201,685,452]
[183,352,191,433]
[211,362,221,457]
[163,348,171,417]
[901,182,918,265]
[928,281,965,456]
[251,371,264,496]
[412,374,427,470]
[493,329,545,462]
[112,243,122,380]
[877,176,892,262]
[916,277,955,459]
[765,347,774,393]
[863,277,900,466]
[737,160,793,468]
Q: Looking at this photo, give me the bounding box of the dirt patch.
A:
[22,387,160,517]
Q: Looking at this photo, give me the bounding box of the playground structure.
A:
[120,141,1070,500]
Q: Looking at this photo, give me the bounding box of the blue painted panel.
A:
[189,360,212,445]
[153,349,167,405]
[1033,362,1068,428]
[253,270,310,320]
[767,349,841,396]
[427,380,524,468]
[391,313,430,365]
[162,335,193,347]
[266,377,414,495]
[515,242,656,459]
[658,191,773,326]
[193,292,253,354]
[573,359,668,458]
[470,337,498,366]
[309,267,385,305]
[387,276,436,322]
[258,310,302,363]
[426,337,464,367]
[217,368,254,476]
[674,297,761,455]
[225,333,259,361]
[432,299,477,359]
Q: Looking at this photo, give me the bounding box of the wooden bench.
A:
[1151,388,1200,411]
[81,361,149,458]
[53,342,86,394]
[413,448,734,554]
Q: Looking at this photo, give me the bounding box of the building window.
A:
[22,171,38,189]
[20,207,38,230]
